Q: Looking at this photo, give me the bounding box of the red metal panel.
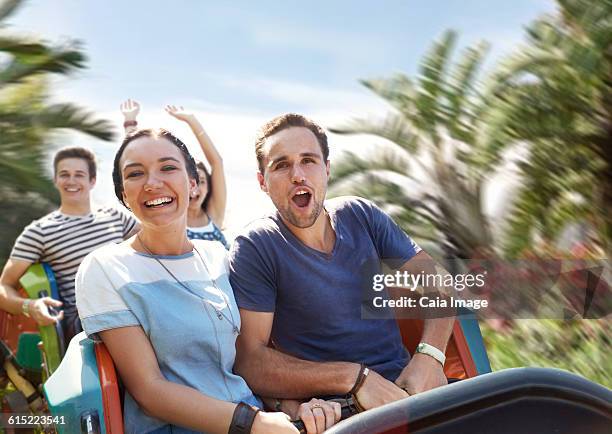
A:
[0,289,38,354]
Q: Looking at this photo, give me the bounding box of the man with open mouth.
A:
[229,113,455,432]
[0,146,138,346]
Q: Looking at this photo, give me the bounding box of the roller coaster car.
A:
[326,367,612,434]
[43,312,612,434]
[0,264,65,417]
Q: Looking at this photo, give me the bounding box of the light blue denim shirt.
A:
[76,240,260,434]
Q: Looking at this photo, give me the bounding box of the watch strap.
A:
[229,402,259,434]
[416,342,446,366]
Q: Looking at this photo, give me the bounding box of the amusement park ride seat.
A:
[0,263,66,422]
[0,263,65,379]
[43,314,612,434]
[4,265,611,433]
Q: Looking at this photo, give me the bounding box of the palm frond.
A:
[329,147,414,189]
[446,40,489,142]
[0,0,21,23]
[34,103,115,141]
[360,74,416,116]
[329,171,441,241]
[414,29,457,143]
[0,44,86,86]
[329,112,420,154]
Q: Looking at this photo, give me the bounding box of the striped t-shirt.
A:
[10,207,137,317]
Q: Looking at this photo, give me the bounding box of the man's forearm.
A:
[0,283,26,315]
[235,344,360,399]
[420,316,454,352]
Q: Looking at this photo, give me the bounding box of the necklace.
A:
[136,233,240,335]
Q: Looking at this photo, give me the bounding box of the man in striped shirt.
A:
[0,147,138,344]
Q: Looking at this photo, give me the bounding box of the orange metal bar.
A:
[450,321,478,378]
[94,343,124,434]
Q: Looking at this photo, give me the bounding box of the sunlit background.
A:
[5,0,555,233]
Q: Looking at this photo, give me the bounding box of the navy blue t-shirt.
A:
[229,196,421,381]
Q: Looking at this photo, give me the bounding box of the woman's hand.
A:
[296,398,341,434]
[251,411,299,434]
[120,99,140,121]
[165,104,196,123]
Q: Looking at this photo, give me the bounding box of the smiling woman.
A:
[74,128,332,433]
[114,132,198,243]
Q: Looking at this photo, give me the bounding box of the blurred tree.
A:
[329,30,509,261]
[0,0,114,266]
[490,0,612,258]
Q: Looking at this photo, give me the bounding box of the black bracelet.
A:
[348,364,369,395]
[347,364,370,413]
[228,402,259,434]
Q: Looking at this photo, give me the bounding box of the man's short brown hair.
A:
[255,113,329,173]
[53,147,97,180]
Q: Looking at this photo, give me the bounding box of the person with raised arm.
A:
[76,127,340,434]
[121,99,229,248]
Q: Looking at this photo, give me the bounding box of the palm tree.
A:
[329,30,508,261]
[0,0,115,265]
[490,0,612,258]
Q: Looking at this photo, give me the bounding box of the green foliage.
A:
[0,0,114,267]
[330,30,500,259]
[493,0,612,256]
[483,319,611,387]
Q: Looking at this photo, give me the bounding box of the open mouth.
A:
[64,187,80,192]
[144,196,174,208]
[291,190,312,208]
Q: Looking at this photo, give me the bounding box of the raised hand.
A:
[165,104,196,123]
[120,99,140,121]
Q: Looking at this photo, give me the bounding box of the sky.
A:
[9,0,556,238]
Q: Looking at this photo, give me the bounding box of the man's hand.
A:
[165,104,195,123]
[120,99,140,121]
[29,297,63,326]
[354,369,408,410]
[394,353,447,395]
